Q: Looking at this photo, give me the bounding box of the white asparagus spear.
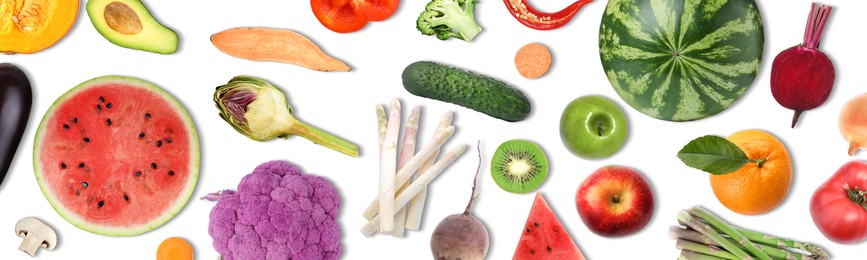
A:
[379,99,401,234]
[405,112,453,231]
[363,126,456,220]
[376,105,386,149]
[362,145,468,237]
[374,104,387,230]
[375,105,387,231]
[392,106,421,237]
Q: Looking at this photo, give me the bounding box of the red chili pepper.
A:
[311,0,400,33]
[504,0,592,30]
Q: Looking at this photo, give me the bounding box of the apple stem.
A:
[597,122,604,136]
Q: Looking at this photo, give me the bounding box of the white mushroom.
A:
[15,217,57,257]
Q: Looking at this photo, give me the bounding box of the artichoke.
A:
[214,76,358,157]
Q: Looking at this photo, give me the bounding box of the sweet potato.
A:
[514,43,551,79]
[211,27,350,72]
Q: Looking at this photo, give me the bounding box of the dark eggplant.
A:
[0,63,32,187]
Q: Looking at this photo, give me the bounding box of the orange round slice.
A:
[515,43,552,79]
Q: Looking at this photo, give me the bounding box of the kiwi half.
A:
[491,140,549,193]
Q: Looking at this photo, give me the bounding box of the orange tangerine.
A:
[710,129,792,215]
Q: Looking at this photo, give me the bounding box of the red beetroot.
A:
[430,143,489,260]
[771,2,835,128]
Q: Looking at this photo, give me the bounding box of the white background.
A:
[1,0,865,259]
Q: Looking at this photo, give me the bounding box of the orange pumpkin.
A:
[0,1,80,54]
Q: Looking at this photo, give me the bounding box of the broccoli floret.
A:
[416,0,482,42]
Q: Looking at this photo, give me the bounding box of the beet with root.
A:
[771,2,835,128]
[430,144,489,260]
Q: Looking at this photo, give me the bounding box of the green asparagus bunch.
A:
[670,206,830,260]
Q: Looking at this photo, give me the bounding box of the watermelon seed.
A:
[83,137,90,142]
[547,246,552,252]
[78,163,84,168]
[82,182,88,188]
[168,170,175,176]
[156,140,162,147]
[99,96,105,102]
[525,228,531,233]
[106,119,112,126]
[135,171,142,177]
[97,104,102,111]
[106,103,112,109]
[60,163,67,169]
[75,190,81,196]
[72,117,78,123]
[145,113,151,119]
[529,249,535,255]
[63,124,69,130]
[123,195,129,201]
[534,222,539,227]
[151,163,157,169]
[165,138,172,144]
[97,200,104,208]
[139,132,145,138]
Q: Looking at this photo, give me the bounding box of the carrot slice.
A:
[514,43,552,79]
[156,237,193,260]
[211,27,350,72]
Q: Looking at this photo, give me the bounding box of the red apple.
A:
[576,165,654,237]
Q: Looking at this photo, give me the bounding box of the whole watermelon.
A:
[599,0,764,121]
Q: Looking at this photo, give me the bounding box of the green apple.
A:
[560,95,628,159]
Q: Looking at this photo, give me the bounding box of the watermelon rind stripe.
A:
[32,75,200,236]
[599,0,764,121]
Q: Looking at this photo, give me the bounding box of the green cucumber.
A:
[401,61,531,122]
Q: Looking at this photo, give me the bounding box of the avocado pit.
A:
[104,2,142,35]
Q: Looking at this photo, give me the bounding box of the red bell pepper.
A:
[311,0,400,33]
[504,0,592,30]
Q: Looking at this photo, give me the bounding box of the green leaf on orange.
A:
[677,135,749,175]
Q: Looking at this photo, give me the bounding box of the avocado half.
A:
[86,0,178,54]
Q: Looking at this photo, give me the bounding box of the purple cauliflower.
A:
[206,160,342,260]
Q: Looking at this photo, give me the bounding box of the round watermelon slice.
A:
[33,76,199,236]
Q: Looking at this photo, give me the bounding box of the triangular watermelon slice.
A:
[513,192,586,260]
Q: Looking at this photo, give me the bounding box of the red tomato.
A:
[310,0,399,33]
[810,160,867,244]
